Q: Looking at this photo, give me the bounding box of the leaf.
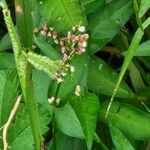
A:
[39,0,87,33]
[8,105,50,150]
[106,17,150,117]
[34,37,61,60]
[69,93,99,150]
[26,52,63,79]
[123,40,150,56]
[0,70,19,127]
[81,0,105,15]
[87,56,134,99]
[88,0,133,53]
[0,33,11,51]
[139,0,150,18]
[0,52,16,69]
[49,132,87,150]
[99,101,150,140]
[109,125,135,150]
[15,0,35,48]
[32,69,51,109]
[129,62,145,92]
[55,103,84,138]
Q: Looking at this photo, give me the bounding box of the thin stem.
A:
[133,0,144,31]
[2,95,22,150]
[94,133,109,150]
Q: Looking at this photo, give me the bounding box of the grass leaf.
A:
[139,0,150,18]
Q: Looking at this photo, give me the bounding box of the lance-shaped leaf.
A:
[55,103,84,138]
[39,0,87,33]
[109,125,135,150]
[26,52,63,79]
[69,93,99,150]
[139,0,150,18]
[88,0,133,53]
[88,56,134,99]
[99,101,150,140]
[81,0,105,15]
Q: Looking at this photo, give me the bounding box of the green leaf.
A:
[0,52,16,69]
[99,101,150,140]
[39,0,87,33]
[15,0,34,49]
[69,93,99,150]
[87,56,134,98]
[55,103,84,138]
[49,132,87,150]
[81,0,105,15]
[0,70,19,127]
[0,33,11,51]
[34,37,61,60]
[123,40,150,56]
[32,69,51,108]
[129,62,145,92]
[26,51,63,79]
[109,125,135,150]
[8,105,50,150]
[106,17,150,117]
[139,0,150,18]
[88,0,133,53]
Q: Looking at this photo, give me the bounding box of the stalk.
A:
[0,1,42,149]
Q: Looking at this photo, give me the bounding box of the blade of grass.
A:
[133,0,143,31]
[105,17,150,117]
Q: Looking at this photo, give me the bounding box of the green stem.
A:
[133,0,143,31]
[94,133,109,150]
[0,1,42,149]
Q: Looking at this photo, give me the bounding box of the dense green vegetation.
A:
[0,0,150,149]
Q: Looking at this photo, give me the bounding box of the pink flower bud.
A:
[43,23,48,31]
[34,27,39,33]
[61,46,66,54]
[41,30,47,35]
[47,31,52,37]
[63,54,68,62]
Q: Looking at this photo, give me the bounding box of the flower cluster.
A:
[59,26,89,62]
[34,24,89,62]
[34,24,89,105]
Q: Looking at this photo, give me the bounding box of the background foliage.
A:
[0,0,150,149]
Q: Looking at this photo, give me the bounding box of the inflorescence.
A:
[34,23,89,105]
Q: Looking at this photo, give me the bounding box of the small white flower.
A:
[70,65,75,73]
[41,30,47,35]
[48,97,55,104]
[49,27,54,31]
[72,26,76,31]
[57,78,63,83]
[47,31,52,37]
[54,39,59,44]
[56,98,61,105]
[75,85,81,96]
[82,42,87,48]
[78,26,86,32]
